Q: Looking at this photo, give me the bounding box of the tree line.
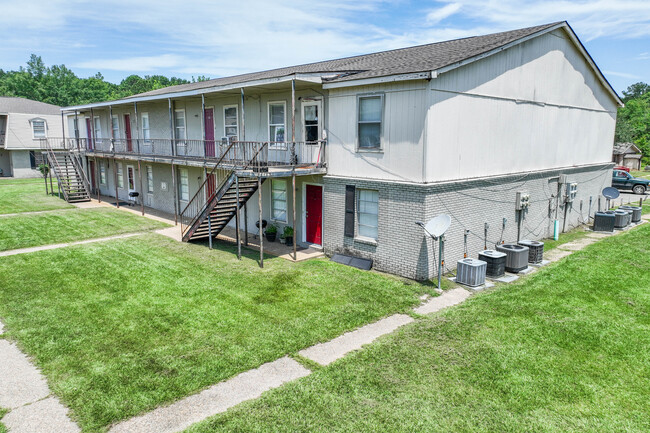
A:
[0,55,210,107]
[615,82,649,165]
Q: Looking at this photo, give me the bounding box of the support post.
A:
[90,107,96,151]
[113,158,119,208]
[44,167,49,195]
[168,98,175,156]
[60,112,66,148]
[201,94,206,141]
[138,160,144,215]
[74,110,80,150]
[95,159,101,203]
[49,168,54,195]
[244,202,249,246]
[259,176,263,268]
[236,176,241,259]
[134,102,140,154]
[240,88,245,141]
[109,105,114,152]
[171,163,178,224]
[291,78,296,142]
[208,214,212,249]
[292,172,297,261]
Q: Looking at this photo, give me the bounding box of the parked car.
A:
[614,165,631,173]
[612,169,649,194]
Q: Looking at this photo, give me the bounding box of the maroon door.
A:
[305,184,323,245]
[124,114,132,152]
[86,118,93,150]
[204,108,215,157]
[206,173,216,199]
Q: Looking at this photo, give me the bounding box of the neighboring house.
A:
[0,97,62,177]
[613,142,642,171]
[51,21,622,280]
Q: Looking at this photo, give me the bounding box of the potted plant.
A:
[265,224,277,242]
[283,226,294,246]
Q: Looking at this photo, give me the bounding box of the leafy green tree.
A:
[615,82,650,165]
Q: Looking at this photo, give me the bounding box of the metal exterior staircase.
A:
[47,151,91,203]
[180,141,269,243]
[185,175,265,241]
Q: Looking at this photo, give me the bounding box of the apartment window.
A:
[93,116,102,140]
[174,110,186,141]
[268,102,286,145]
[357,95,383,150]
[31,119,46,138]
[111,115,119,139]
[141,113,150,142]
[224,105,238,138]
[179,168,189,201]
[271,179,287,222]
[99,162,107,185]
[117,163,124,188]
[358,189,378,240]
[146,166,153,193]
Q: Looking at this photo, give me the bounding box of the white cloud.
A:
[74,54,185,72]
[426,3,462,24]
[603,70,641,79]
[637,52,650,60]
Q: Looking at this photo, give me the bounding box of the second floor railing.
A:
[42,137,327,170]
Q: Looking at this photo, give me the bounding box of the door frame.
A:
[126,164,136,192]
[123,113,133,151]
[301,99,322,143]
[301,182,324,247]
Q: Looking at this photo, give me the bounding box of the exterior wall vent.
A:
[478,250,506,278]
[619,205,642,223]
[456,258,487,287]
[593,211,615,232]
[518,240,544,264]
[496,244,529,273]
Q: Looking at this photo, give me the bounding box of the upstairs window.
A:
[141,113,150,142]
[111,115,119,139]
[93,116,102,140]
[31,119,46,138]
[358,95,383,150]
[174,110,186,141]
[224,105,238,139]
[268,102,286,145]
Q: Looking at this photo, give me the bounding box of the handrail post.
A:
[208,214,212,250]
[235,176,241,259]
[259,175,263,268]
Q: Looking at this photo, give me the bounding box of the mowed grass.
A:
[0,234,432,432]
[0,178,71,214]
[187,224,650,433]
[0,207,169,251]
[0,408,7,433]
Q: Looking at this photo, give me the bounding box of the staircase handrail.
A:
[69,150,92,198]
[41,138,70,202]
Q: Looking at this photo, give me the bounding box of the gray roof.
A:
[0,97,61,115]
[613,142,641,155]
[127,22,562,99]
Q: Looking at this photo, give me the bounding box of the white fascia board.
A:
[61,73,324,112]
[430,22,623,107]
[322,72,432,89]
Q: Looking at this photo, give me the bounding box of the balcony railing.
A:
[42,137,326,170]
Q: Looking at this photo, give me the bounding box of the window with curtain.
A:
[146,166,153,193]
[99,162,107,185]
[111,115,119,139]
[224,106,238,138]
[271,179,287,222]
[268,102,285,145]
[358,95,383,150]
[31,119,46,138]
[174,110,186,142]
[117,163,124,188]
[179,168,189,201]
[358,189,378,239]
[93,116,102,140]
[141,113,150,142]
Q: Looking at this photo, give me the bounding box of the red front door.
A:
[206,173,216,199]
[124,114,132,151]
[204,108,215,157]
[86,118,93,150]
[305,184,323,245]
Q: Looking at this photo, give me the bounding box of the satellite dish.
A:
[424,214,451,238]
[602,187,620,200]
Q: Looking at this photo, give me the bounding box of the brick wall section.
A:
[323,163,613,280]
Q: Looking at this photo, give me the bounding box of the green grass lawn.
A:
[187,224,650,433]
[0,234,432,432]
[0,408,7,433]
[0,207,169,251]
[0,178,70,214]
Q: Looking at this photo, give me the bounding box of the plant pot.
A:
[279,237,286,244]
[266,232,276,242]
[285,236,293,245]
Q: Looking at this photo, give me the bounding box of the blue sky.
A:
[1,0,649,94]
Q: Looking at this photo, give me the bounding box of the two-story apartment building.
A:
[50,21,622,280]
[0,97,63,177]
